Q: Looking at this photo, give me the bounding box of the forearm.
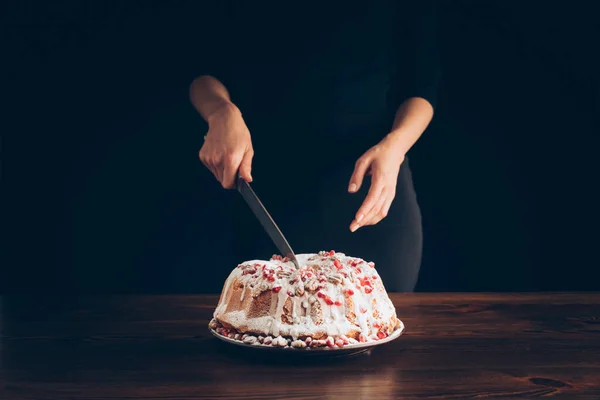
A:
[385,97,434,155]
[189,75,239,124]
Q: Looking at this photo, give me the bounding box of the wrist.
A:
[383,129,412,156]
[206,101,241,126]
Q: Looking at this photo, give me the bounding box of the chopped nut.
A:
[273,336,288,347]
[291,340,307,349]
[306,279,319,292]
[243,335,258,344]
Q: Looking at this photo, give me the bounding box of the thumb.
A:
[239,149,254,182]
[348,155,370,193]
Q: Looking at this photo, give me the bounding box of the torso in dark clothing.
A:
[200,0,439,148]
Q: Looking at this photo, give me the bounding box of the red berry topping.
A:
[267,275,275,282]
[368,262,375,268]
[272,255,283,261]
[317,292,326,298]
[359,334,367,343]
[324,297,334,305]
[345,289,355,296]
[333,259,343,270]
[377,331,387,339]
[359,277,370,287]
[287,290,295,297]
[334,301,342,306]
[272,286,282,293]
[326,337,335,347]
[364,286,373,294]
[373,322,381,329]
[372,275,377,280]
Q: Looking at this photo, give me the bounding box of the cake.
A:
[209,250,403,349]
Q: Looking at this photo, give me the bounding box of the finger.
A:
[238,149,254,182]
[207,161,220,182]
[212,156,225,184]
[378,195,394,222]
[368,193,395,226]
[361,190,389,227]
[199,150,219,181]
[350,178,384,232]
[348,156,371,193]
[221,153,243,189]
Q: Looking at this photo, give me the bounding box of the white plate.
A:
[209,320,405,357]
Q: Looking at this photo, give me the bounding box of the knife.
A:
[236,176,301,269]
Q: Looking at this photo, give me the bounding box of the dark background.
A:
[2,1,599,294]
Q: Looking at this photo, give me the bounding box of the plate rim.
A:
[209,319,405,352]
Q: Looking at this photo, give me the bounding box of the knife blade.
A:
[236,176,300,269]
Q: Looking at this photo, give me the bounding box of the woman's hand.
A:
[199,102,254,189]
[348,135,406,232]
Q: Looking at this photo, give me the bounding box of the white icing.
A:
[213,251,400,342]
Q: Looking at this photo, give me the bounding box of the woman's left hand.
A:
[348,135,406,232]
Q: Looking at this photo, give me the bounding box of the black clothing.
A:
[200,0,439,137]
[199,0,439,292]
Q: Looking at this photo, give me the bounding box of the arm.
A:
[386,0,440,154]
[348,0,440,231]
[190,75,254,188]
[187,4,254,189]
[189,75,239,125]
[384,97,434,156]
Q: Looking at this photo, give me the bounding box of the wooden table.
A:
[1,293,599,399]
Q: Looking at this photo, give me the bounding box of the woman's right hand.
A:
[199,102,254,189]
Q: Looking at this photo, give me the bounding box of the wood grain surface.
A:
[1,293,599,399]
